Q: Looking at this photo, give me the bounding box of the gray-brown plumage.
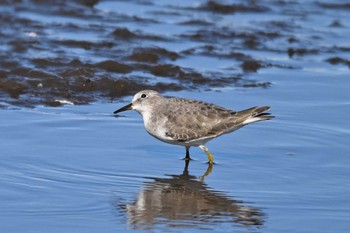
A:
[162,98,272,142]
[114,90,274,164]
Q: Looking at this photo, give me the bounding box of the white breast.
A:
[142,111,174,143]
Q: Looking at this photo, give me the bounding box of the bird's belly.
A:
[146,126,214,147]
[145,127,182,146]
[143,114,215,147]
[144,122,188,146]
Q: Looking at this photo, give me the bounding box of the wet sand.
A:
[6,0,350,106]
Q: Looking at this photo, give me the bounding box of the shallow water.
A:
[1,77,350,232]
[1,0,350,233]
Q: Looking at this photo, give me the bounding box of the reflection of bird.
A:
[117,162,265,230]
[114,90,273,164]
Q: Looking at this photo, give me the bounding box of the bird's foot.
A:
[205,160,217,165]
[181,157,194,161]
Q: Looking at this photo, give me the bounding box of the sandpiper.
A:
[114,90,274,164]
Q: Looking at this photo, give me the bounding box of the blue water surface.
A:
[1,0,350,232]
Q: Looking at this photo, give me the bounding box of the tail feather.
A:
[241,106,274,124]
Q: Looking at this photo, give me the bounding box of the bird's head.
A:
[114,90,162,115]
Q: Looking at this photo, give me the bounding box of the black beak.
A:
[114,103,133,114]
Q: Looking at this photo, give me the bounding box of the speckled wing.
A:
[162,98,239,142]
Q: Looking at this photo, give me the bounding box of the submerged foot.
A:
[206,160,217,165]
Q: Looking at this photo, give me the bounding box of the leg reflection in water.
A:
[117,160,265,230]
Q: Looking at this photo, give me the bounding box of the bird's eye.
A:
[141,94,147,99]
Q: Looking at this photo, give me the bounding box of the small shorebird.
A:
[114,90,274,164]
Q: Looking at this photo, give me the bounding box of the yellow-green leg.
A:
[199,145,214,164]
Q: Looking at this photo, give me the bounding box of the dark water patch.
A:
[198,0,269,14]
[59,67,95,79]
[31,58,83,68]
[182,45,250,61]
[53,40,114,50]
[0,61,20,69]
[241,60,262,73]
[96,60,133,74]
[18,0,100,19]
[181,29,243,42]
[10,68,59,79]
[77,0,100,8]
[112,28,137,40]
[181,29,281,49]
[181,45,215,56]
[242,60,295,73]
[146,64,182,77]
[288,37,298,43]
[243,81,271,88]
[244,36,260,48]
[129,51,159,63]
[0,11,40,28]
[152,82,183,92]
[325,57,350,68]
[128,47,180,63]
[329,19,343,27]
[267,20,296,30]
[139,64,238,87]
[9,39,41,53]
[42,100,67,107]
[112,27,166,41]
[178,19,213,26]
[0,70,8,79]
[318,2,350,10]
[287,48,319,58]
[256,30,281,39]
[0,79,28,99]
[130,15,160,24]
[328,45,350,53]
[93,77,147,99]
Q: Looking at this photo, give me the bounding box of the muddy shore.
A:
[0,0,348,107]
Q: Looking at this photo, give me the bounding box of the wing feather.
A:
[163,98,236,141]
[161,98,273,142]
